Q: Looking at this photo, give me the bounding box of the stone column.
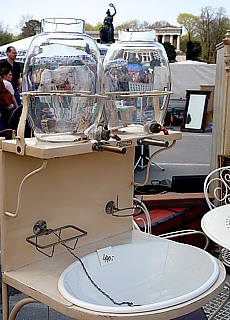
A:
[176,35,181,51]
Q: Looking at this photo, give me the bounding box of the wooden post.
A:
[210,30,230,170]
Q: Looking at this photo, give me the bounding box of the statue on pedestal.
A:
[100,3,117,44]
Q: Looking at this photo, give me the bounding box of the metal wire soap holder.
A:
[26,220,87,257]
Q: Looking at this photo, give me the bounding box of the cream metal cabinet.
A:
[0,130,225,320]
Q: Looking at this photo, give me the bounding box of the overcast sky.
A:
[1,0,230,35]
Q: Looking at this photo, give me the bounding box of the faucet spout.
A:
[138,138,169,147]
[92,143,126,154]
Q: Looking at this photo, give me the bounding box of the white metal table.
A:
[201,204,230,250]
[201,204,230,319]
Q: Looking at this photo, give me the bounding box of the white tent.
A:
[170,60,216,99]
[33,43,96,66]
[36,44,88,58]
[0,36,108,63]
[0,36,34,62]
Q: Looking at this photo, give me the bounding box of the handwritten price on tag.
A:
[97,246,116,266]
[102,253,115,263]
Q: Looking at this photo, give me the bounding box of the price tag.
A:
[97,246,116,266]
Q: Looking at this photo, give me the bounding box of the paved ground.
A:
[135,126,212,184]
[0,127,215,320]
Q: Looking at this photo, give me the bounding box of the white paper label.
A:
[97,246,116,266]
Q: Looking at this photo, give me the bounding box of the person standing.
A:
[0,46,22,106]
[0,68,18,129]
[0,76,6,131]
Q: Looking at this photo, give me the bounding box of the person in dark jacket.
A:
[0,46,22,106]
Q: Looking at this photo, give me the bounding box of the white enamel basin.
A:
[58,238,219,314]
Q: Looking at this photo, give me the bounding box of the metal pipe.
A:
[92,143,126,154]
[138,138,169,147]
[2,282,9,320]
[5,160,48,218]
[134,139,177,186]
[9,297,40,320]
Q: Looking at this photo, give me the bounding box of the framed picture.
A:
[181,90,211,132]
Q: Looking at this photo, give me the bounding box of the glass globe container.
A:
[103,30,171,135]
[22,18,104,142]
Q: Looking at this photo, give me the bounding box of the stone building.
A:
[87,24,182,51]
[154,25,182,52]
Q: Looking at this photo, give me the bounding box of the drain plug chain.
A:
[53,230,138,307]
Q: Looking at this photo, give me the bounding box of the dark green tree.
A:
[163,42,177,62]
[115,20,140,30]
[177,13,199,41]
[21,19,41,38]
[178,7,230,63]
[85,23,94,31]
[185,41,202,60]
[0,23,14,46]
[196,6,230,62]
[85,22,103,31]
[180,35,189,53]
[148,21,170,29]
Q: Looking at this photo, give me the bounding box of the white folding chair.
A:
[202,165,230,319]
[132,198,209,250]
[132,197,223,319]
[204,165,230,266]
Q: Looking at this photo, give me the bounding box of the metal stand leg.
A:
[9,297,39,320]
[2,281,9,320]
[134,145,165,171]
[151,162,165,171]
[134,145,148,170]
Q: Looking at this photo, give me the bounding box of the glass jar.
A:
[22,18,104,142]
[103,30,171,135]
